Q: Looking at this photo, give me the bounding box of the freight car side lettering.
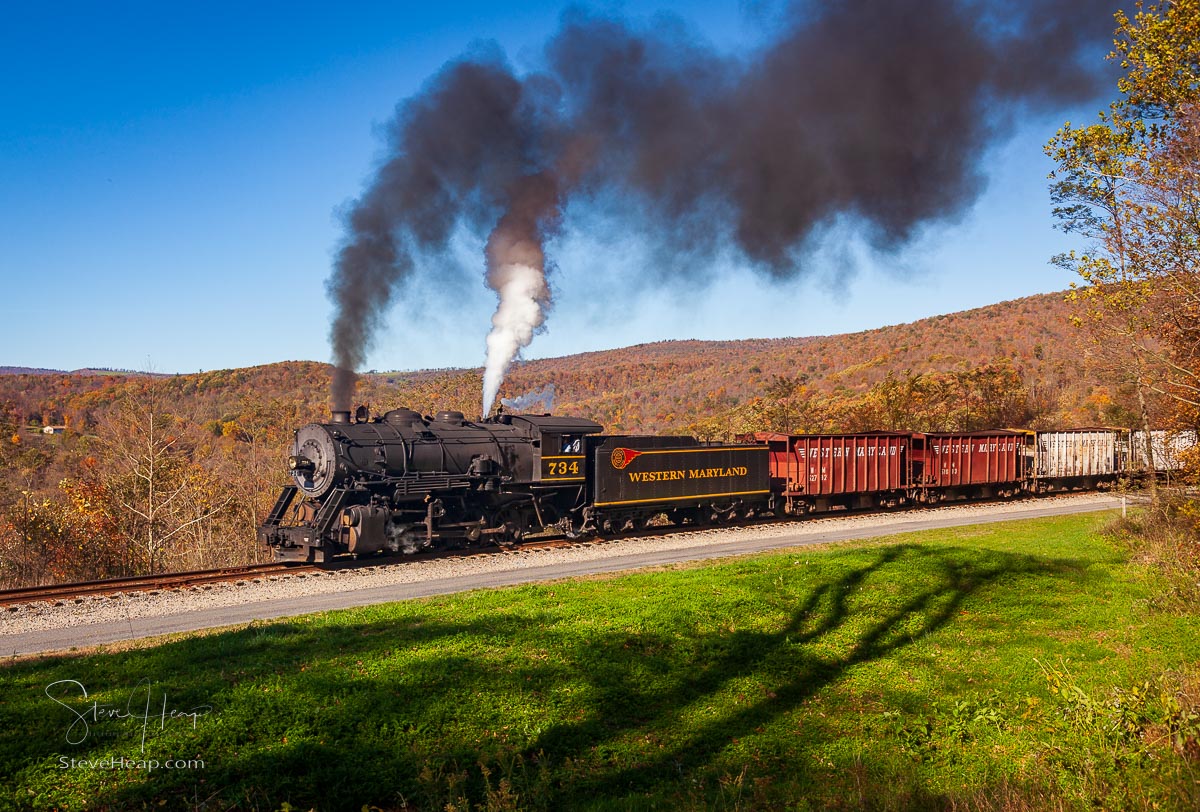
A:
[931,442,1016,454]
[626,466,749,483]
[796,446,904,458]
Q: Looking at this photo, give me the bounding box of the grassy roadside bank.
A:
[1,513,1197,811]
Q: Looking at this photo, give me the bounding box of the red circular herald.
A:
[610,447,644,470]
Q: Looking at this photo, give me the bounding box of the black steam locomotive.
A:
[260,408,600,561]
[258,407,773,562]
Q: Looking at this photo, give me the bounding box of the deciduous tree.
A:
[87,392,233,573]
[1047,0,1200,481]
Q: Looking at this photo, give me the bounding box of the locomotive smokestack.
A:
[330,410,351,425]
[330,367,357,415]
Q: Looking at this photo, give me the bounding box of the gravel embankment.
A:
[0,493,1124,644]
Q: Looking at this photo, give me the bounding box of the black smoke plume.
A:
[328,0,1114,410]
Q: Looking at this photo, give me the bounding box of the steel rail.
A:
[0,562,314,607]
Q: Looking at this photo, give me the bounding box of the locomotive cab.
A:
[496,414,602,485]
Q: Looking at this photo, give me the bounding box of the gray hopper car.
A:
[1029,429,1128,491]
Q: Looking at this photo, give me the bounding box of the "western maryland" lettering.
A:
[627,466,749,483]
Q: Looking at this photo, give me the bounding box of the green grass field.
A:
[1,512,1197,811]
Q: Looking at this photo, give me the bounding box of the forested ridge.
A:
[499,291,1104,433]
[2,290,1130,437]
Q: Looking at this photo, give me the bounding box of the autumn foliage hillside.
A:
[498,292,1101,433]
[366,291,1122,434]
[2,292,1125,439]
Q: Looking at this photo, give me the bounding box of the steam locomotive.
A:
[259,407,1191,563]
[260,408,602,561]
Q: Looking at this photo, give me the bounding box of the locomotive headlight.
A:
[288,455,316,473]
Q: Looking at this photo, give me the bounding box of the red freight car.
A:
[750,432,912,514]
[911,431,1025,499]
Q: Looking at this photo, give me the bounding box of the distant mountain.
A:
[0,366,65,375]
[0,366,156,376]
[0,291,1116,433]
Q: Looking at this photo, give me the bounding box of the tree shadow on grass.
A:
[527,544,1070,805]
[0,543,1096,810]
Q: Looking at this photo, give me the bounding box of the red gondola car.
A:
[911,431,1025,499]
[750,431,912,513]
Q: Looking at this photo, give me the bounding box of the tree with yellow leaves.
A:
[1046,0,1200,482]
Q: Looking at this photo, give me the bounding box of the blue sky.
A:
[0,1,1111,374]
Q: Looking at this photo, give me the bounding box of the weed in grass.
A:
[478,761,520,811]
[1158,670,1200,759]
[1033,656,1200,810]
[416,760,468,810]
[881,709,938,760]
[1038,657,1165,750]
[946,692,1006,742]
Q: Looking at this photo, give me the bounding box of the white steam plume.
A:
[482,263,550,416]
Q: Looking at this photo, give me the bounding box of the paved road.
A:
[1,497,1122,658]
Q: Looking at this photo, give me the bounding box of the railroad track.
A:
[1,491,1126,609]
[0,562,315,607]
[0,539,595,608]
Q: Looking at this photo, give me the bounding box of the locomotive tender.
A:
[259,409,1189,562]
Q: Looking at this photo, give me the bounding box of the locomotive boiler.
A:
[258,408,603,562]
